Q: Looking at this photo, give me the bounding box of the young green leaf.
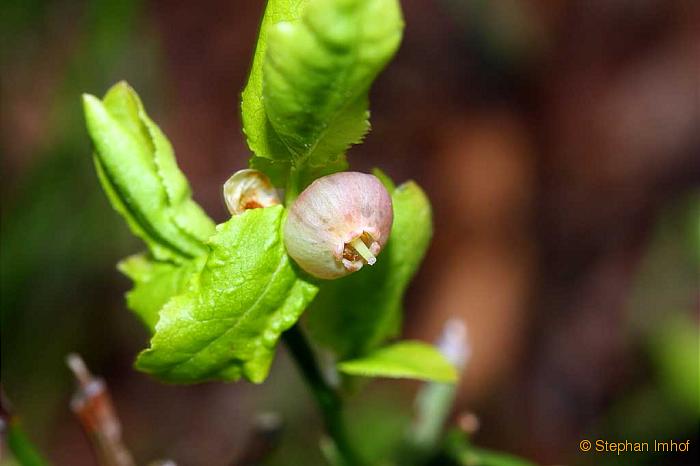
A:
[118,254,203,332]
[307,179,433,359]
[263,0,403,167]
[135,205,318,383]
[242,0,308,164]
[83,82,215,263]
[338,341,457,383]
[242,0,404,187]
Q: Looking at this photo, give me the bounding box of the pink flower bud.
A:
[284,172,393,279]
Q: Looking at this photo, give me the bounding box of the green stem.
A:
[284,165,302,206]
[283,325,362,466]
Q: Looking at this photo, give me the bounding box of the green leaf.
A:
[242,0,404,187]
[135,205,318,383]
[263,0,403,167]
[338,341,457,383]
[307,180,433,358]
[118,254,203,332]
[372,167,397,193]
[83,82,215,263]
[241,0,308,164]
[461,448,537,466]
[444,430,537,466]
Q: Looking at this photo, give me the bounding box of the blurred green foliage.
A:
[2,419,50,466]
[1,0,158,446]
[585,193,700,466]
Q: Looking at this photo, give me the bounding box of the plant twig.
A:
[66,354,135,466]
[282,325,362,466]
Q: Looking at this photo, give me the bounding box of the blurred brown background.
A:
[2,0,699,465]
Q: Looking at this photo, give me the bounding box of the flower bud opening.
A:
[345,235,377,267]
[223,169,280,215]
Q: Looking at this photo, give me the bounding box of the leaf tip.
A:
[81,93,107,128]
[81,93,100,109]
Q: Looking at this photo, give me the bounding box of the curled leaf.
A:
[83,82,215,263]
[263,0,403,166]
[242,0,403,185]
